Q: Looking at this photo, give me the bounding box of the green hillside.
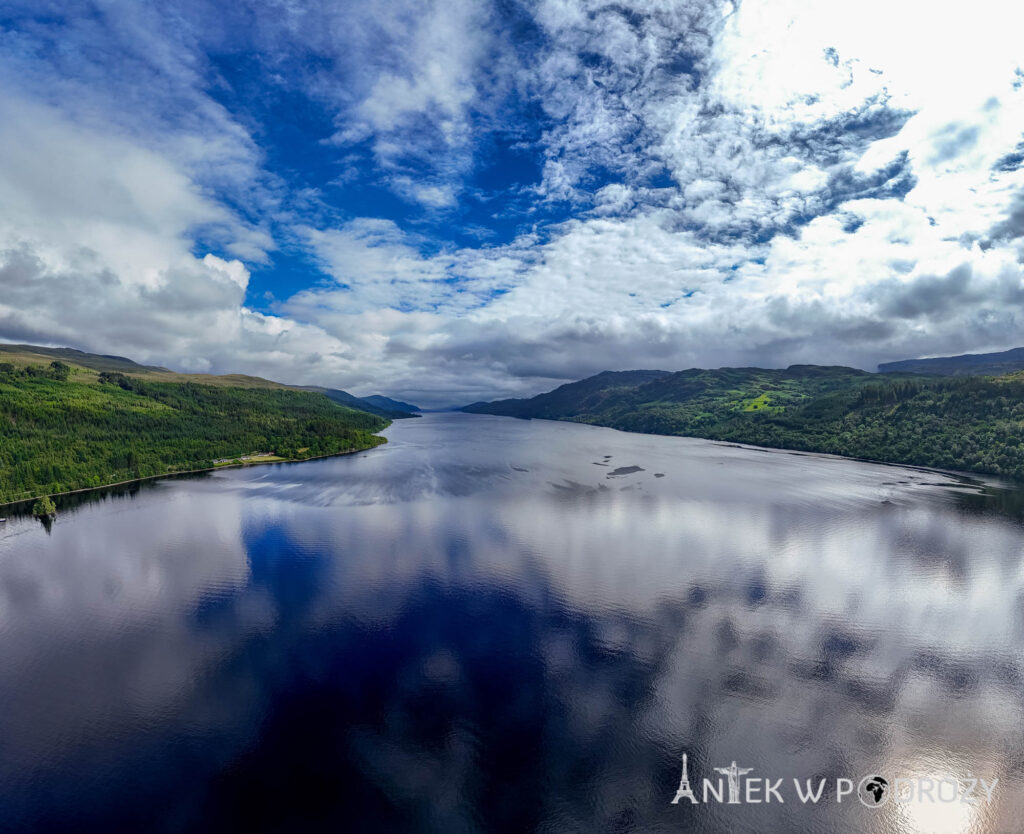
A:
[464,365,1024,480]
[0,358,388,505]
[463,370,671,418]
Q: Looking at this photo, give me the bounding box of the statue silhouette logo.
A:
[858,775,889,807]
[715,761,754,804]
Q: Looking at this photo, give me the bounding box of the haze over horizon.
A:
[2,0,1024,407]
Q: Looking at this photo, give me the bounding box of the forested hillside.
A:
[0,360,388,505]
[464,366,1024,480]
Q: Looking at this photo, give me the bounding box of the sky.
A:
[1,0,1023,407]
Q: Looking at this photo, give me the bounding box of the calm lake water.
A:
[2,413,1024,833]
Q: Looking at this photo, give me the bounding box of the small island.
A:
[31,496,56,519]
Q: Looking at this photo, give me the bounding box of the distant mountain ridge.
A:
[305,387,419,419]
[361,395,419,414]
[879,347,1024,376]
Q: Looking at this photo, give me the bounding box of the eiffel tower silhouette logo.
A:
[671,752,698,804]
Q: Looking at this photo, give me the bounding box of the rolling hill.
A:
[462,370,671,418]
[463,364,1024,481]
[0,344,396,505]
[0,343,172,375]
[0,342,415,414]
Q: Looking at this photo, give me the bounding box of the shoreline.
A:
[463,411,1004,490]
[0,438,387,512]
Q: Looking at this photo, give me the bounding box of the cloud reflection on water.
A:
[0,414,1022,831]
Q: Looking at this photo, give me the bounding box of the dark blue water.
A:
[1,413,1022,832]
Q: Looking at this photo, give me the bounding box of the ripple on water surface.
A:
[0,413,1020,833]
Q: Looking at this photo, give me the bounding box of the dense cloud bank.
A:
[1,0,1023,405]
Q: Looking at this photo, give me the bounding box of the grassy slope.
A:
[0,356,389,505]
[0,344,172,374]
[0,344,292,389]
[464,366,1024,480]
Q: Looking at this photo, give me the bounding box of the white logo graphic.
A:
[715,761,755,804]
[671,752,697,805]
[669,751,999,809]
